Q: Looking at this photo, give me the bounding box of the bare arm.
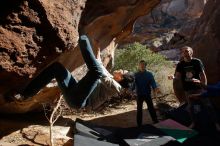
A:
[174,72,181,80]
[200,70,207,86]
[191,70,207,88]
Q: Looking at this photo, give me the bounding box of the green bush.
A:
[113,42,175,95]
[114,42,172,71]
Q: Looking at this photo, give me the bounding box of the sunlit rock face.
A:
[120,0,206,51]
[0,0,160,113]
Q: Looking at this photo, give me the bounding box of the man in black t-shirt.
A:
[171,47,220,130]
[174,46,208,128]
[175,46,207,93]
[175,58,205,92]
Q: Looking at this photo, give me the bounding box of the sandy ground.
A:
[0,96,179,146]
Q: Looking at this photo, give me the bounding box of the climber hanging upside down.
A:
[5,35,121,109]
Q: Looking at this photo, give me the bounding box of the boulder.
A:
[0,0,160,113]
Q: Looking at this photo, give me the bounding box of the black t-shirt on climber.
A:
[176,58,204,91]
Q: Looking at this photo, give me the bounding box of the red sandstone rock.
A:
[0,0,160,113]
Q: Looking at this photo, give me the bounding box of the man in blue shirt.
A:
[134,60,160,127]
